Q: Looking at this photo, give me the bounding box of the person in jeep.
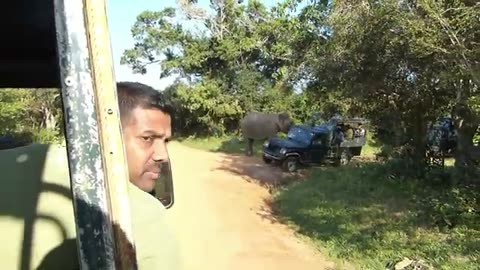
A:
[334,126,345,145]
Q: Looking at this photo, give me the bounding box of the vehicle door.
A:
[310,134,327,162]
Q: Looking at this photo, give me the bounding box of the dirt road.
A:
[165,142,335,270]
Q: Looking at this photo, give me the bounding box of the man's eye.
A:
[142,136,153,141]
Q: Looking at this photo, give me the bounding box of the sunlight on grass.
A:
[360,142,379,157]
[361,131,381,157]
[178,136,230,152]
[178,132,381,158]
[445,158,455,167]
[177,135,264,155]
[271,164,480,269]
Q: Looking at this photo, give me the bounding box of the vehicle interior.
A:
[0,1,174,207]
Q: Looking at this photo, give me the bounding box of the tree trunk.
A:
[453,111,479,167]
[453,79,480,182]
[411,111,428,162]
[40,105,57,130]
[44,106,57,130]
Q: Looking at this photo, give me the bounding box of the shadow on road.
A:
[254,198,288,225]
[215,152,307,189]
[214,152,311,226]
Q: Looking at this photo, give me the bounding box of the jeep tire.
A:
[262,154,273,164]
[282,156,299,172]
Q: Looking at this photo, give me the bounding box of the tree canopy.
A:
[121,0,479,171]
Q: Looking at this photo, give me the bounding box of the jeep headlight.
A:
[263,141,269,148]
[280,148,287,155]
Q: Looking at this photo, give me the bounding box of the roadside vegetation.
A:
[177,135,478,268]
[0,88,64,148]
[176,130,381,157]
[177,135,261,155]
[272,163,479,269]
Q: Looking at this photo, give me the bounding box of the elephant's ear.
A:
[278,112,290,122]
[278,112,292,131]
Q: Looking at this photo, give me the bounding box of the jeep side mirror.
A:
[151,161,175,209]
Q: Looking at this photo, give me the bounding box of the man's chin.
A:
[131,173,160,193]
[145,171,160,179]
[139,174,159,192]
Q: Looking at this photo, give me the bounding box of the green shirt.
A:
[0,143,179,270]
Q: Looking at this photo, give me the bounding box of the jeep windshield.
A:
[287,126,313,145]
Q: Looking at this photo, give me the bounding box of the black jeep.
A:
[426,117,457,157]
[262,118,368,172]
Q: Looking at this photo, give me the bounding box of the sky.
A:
[105,0,283,91]
[106,0,180,90]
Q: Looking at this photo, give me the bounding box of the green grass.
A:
[177,135,265,155]
[445,158,455,167]
[359,140,379,157]
[178,134,477,268]
[270,163,480,269]
[177,134,381,157]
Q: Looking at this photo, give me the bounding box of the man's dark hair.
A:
[116,81,173,123]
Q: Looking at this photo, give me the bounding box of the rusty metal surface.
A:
[53,0,116,268]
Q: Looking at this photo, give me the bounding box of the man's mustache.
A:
[144,161,168,174]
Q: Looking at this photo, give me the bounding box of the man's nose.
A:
[152,141,169,162]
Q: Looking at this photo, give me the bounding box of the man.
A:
[355,124,366,137]
[0,82,179,269]
[117,81,173,193]
[334,125,345,145]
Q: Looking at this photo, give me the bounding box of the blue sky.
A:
[106,0,283,90]
[106,0,181,90]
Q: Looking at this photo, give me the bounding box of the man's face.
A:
[122,106,172,192]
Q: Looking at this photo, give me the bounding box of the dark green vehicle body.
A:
[262,117,369,172]
[426,117,457,156]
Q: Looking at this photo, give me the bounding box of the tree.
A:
[0,88,63,143]
[405,0,480,169]
[312,0,478,164]
[0,89,33,134]
[122,0,479,176]
[121,0,315,135]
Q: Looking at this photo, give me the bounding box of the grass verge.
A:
[177,134,381,157]
[176,135,264,155]
[270,163,480,269]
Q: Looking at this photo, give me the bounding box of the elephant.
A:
[240,111,294,156]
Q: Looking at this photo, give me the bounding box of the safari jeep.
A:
[426,117,457,156]
[262,117,369,172]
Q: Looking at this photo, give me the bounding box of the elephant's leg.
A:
[244,138,250,155]
[246,138,254,156]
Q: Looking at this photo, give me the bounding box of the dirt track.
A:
[165,142,335,270]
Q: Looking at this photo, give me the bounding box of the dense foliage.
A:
[0,88,63,144]
[121,0,479,167]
